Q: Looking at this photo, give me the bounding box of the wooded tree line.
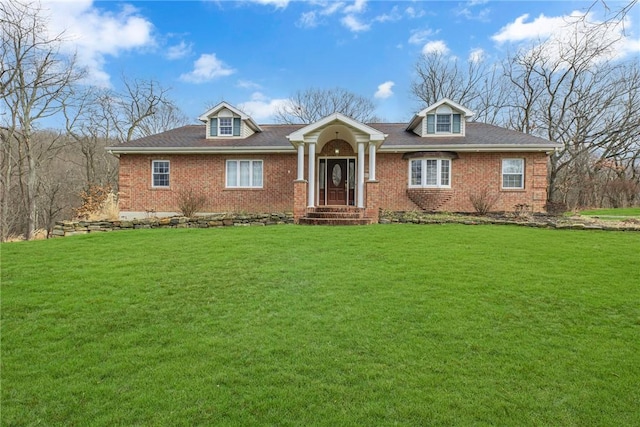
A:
[1,1,187,240]
[1,0,638,240]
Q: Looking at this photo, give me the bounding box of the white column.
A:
[297,143,304,181]
[357,142,365,208]
[308,142,316,208]
[368,143,376,181]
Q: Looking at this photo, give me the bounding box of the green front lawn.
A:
[578,207,640,217]
[2,225,639,425]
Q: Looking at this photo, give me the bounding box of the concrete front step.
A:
[313,206,363,213]
[306,212,363,219]
[298,217,373,225]
[299,206,372,225]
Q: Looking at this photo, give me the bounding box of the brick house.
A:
[107,99,561,224]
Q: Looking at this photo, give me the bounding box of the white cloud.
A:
[422,40,449,55]
[374,6,401,23]
[166,41,192,60]
[341,15,370,32]
[492,12,560,43]
[237,80,262,90]
[374,81,395,99]
[405,6,425,19]
[238,92,289,122]
[320,2,345,15]
[492,11,640,61]
[180,54,235,83]
[248,0,289,9]
[344,0,367,14]
[297,11,318,28]
[468,48,485,63]
[42,0,154,87]
[456,7,491,22]
[409,29,436,45]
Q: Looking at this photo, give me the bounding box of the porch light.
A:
[335,149,340,155]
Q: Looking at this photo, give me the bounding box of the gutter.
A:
[378,143,563,153]
[105,146,296,155]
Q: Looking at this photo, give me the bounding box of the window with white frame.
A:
[436,114,451,132]
[219,117,233,136]
[427,113,462,134]
[152,160,170,188]
[502,158,524,189]
[226,160,263,188]
[409,158,451,188]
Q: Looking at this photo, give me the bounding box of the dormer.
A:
[406,98,474,137]
[198,102,262,139]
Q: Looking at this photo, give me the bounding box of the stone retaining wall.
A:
[379,210,640,231]
[51,212,294,237]
[50,210,639,238]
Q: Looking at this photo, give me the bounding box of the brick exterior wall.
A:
[119,154,297,214]
[376,152,548,212]
[118,151,549,217]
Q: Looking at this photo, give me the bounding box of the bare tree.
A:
[1,0,83,240]
[411,51,510,125]
[274,87,378,124]
[137,99,190,137]
[503,10,640,205]
[64,78,187,192]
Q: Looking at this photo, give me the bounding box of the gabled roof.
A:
[107,124,300,154]
[198,101,262,133]
[287,112,386,143]
[375,122,560,152]
[106,121,561,154]
[407,98,475,132]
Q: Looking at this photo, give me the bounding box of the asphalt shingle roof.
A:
[110,122,557,151]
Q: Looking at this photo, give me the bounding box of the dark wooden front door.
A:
[327,159,348,205]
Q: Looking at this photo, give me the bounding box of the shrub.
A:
[514,203,532,220]
[74,185,119,221]
[175,188,207,217]
[544,201,568,216]
[469,189,499,215]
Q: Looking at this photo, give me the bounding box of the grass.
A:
[2,225,640,426]
[577,207,640,218]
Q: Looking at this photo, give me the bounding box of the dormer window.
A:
[427,113,461,134]
[219,117,233,136]
[199,101,263,139]
[209,116,241,137]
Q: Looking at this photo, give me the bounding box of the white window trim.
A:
[501,158,525,190]
[408,158,451,189]
[436,114,452,134]
[226,159,263,188]
[219,117,233,136]
[151,160,170,188]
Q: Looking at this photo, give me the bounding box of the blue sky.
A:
[44,0,639,124]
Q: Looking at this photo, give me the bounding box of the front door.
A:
[327,158,348,205]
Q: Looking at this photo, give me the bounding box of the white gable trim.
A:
[287,112,386,143]
[407,98,474,133]
[198,101,262,132]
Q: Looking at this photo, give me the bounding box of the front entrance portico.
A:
[287,113,387,221]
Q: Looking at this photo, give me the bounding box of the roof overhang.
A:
[379,143,561,153]
[106,146,295,155]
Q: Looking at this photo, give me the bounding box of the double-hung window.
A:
[219,118,233,136]
[427,113,462,134]
[502,158,524,189]
[226,160,263,188]
[152,160,170,188]
[409,158,451,188]
[436,114,451,132]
